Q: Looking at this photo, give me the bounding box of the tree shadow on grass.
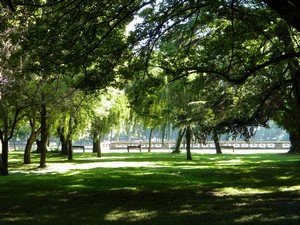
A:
[1,185,299,225]
[2,153,300,224]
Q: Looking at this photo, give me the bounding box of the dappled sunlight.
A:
[10,161,161,174]
[212,185,300,197]
[213,187,274,196]
[104,208,158,222]
[172,204,206,216]
[3,152,300,225]
[234,214,300,224]
[279,185,300,192]
[216,159,243,166]
[276,175,294,180]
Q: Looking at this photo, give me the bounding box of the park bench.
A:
[127,145,142,152]
[72,145,85,152]
[220,145,235,153]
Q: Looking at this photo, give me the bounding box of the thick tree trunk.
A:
[39,104,48,168]
[277,26,300,153]
[213,131,222,154]
[186,125,192,160]
[288,131,300,153]
[58,127,69,155]
[68,140,73,160]
[61,140,69,155]
[0,140,9,176]
[148,128,153,152]
[92,130,101,157]
[92,131,99,153]
[93,139,97,153]
[291,69,300,153]
[95,138,101,158]
[173,128,185,153]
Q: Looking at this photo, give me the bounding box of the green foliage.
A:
[127,0,300,145]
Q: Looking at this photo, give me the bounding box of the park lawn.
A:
[0,151,299,225]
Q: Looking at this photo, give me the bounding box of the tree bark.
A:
[96,138,101,158]
[24,129,40,164]
[58,127,69,155]
[148,128,153,152]
[213,131,222,154]
[39,104,48,168]
[173,128,185,153]
[186,125,192,160]
[0,140,9,176]
[68,140,73,160]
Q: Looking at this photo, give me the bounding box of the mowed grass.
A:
[0,151,299,225]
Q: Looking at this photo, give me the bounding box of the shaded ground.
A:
[0,152,299,225]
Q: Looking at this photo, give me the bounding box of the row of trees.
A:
[124,0,300,158]
[1,1,300,175]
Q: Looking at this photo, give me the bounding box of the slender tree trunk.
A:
[213,131,222,154]
[24,110,41,164]
[24,132,39,164]
[173,128,185,153]
[0,140,9,176]
[92,131,99,153]
[148,128,153,152]
[39,104,48,168]
[186,125,192,160]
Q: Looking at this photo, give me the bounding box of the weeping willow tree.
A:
[89,88,130,157]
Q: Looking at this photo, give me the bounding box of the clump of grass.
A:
[0,152,299,225]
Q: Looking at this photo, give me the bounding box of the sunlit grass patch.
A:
[105,209,158,222]
[213,187,274,196]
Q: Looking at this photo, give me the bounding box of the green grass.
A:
[1,151,300,225]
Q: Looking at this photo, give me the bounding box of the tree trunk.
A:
[0,140,9,176]
[173,128,185,153]
[291,69,300,153]
[92,129,101,157]
[93,139,97,153]
[213,131,222,154]
[58,127,69,155]
[92,131,99,153]
[277,25,300,153]
[96,138,101,158]
[148,128,153,152]
[24,132,39,164]
[39,104,48,168]
[288,131,300,153]
[186,125,192,160]
[68,140,73,161]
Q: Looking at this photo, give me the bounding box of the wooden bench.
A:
[72,145,85,152]
[127,145,142,152]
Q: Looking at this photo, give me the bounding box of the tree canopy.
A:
[1,0,300,175]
